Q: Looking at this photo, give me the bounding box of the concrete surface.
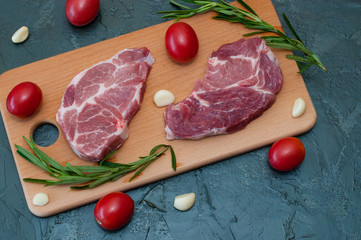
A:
[0,0,360,239]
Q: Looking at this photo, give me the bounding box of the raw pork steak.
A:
[164,37,283,140]
[57,48,154,161]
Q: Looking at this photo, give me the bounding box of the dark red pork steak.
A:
[164,37,283,140]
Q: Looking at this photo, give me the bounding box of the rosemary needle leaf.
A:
[70,185,90,190]
[16,149,35,164]
[24,177,94,186]
[261,36,288,43]
[150,144,167,155]
[243,30,267,37]
[98,149,118,166]
[110,166,139,182]
[265,42,301,51]
[282,13,302,43]
[18,136,177,190]
[88,172,121,188]
[129,160,155,182]
[45,178,94,186]
[237,0,258,17]
[23,178,59,184]
[34,148,68,175]
[243,24,271,31]
[101,155,154,168]
[15,145,50,173]
[215,9,237,16]
[170,0,193,9]
[299,63,313,74]
[48,167,66,177]
[25,136,68,175]
[63,165,112,173]
[110,172,128,182]
[170,146,177,171]
[100,161,131,168]
[56,175,94,181]
[286,54,312,63]
[65,162,85,176]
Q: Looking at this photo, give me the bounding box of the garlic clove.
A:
[12,26,29,43]
[292,98,306,118]
[32,192,49,207]
[153,89,175,107]
[174,192,196,211]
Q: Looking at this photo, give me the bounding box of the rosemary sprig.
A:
[16,136,176,190]
[158,0,327,73]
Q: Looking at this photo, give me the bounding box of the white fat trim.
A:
[209,57,227,66]
[144,53,155,66]
[193,93,210,107]
[266,50,278,66]
[210,127,227,135]
[165,125,175,140]
[170,104,181,111]
[249,85,273,95]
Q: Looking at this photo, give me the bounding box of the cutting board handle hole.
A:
[32,121,59,147]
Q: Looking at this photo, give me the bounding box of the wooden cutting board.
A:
[0,0,316,217]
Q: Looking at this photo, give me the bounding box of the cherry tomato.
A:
[6,82,42,118]
[165,22,199,63]
[65,0,99,27]
[268,137,306,171]
[94,192,134,230]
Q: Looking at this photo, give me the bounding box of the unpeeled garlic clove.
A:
[12,26,29,43]
[173,192,196,211]
[32,192,49,206]
[292,98,306,118]
[153,89,175,107]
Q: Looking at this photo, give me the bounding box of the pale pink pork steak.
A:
[164,37,283,140]
[57,48,154,161]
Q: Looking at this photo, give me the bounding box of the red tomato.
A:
[165,22,199,63]
[94,192,134,230]
[65,0,99,27]
[6,82,42,118]
[268,137,306,171]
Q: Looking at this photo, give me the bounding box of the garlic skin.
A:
[292,98,306,118]
[153,89,175,107]
[174,193,196,211]
[32,192,49,207]
[12,26,29,43]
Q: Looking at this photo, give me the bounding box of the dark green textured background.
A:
[1,0,360,239]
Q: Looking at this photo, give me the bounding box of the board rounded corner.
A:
[26,202,53,218]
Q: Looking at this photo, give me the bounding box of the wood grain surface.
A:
[0,0,316,217]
